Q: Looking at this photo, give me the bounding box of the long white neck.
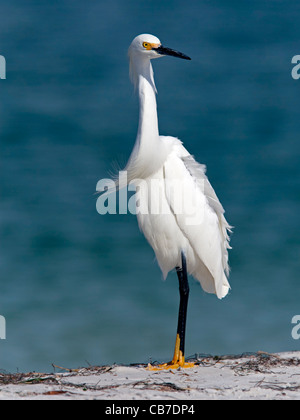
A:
[137,60,159,149]
[125,56,169,183]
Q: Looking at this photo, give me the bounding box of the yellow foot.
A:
[147,334,195,371]
[147,361,194,371]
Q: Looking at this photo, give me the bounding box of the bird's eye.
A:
[143,42,151,50]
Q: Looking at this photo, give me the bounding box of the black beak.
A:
[154,45,191,60]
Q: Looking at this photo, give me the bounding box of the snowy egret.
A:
[120,34,231,370]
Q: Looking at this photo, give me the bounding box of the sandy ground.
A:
[0,352,300,400]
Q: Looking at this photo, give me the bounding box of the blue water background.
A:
[0,0,300,372]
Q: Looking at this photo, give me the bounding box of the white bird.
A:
[119,34,231,369]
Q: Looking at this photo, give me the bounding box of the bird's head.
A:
[128,34,191,92]
[128,34,191,61]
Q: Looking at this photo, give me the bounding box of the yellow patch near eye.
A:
[143,42,152,50]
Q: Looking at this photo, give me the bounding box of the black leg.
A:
[148,251,194,370]
[174,251,190,363]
